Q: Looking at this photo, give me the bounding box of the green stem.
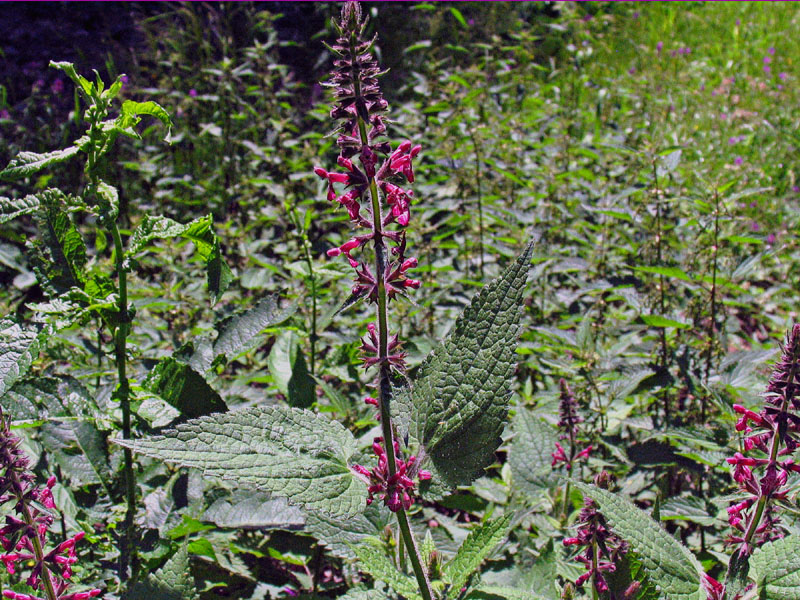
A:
[703,192,720,422]
[652,161,670,425]
[469,129,485,280]
[110,222,137,582]
[21,500,59,600]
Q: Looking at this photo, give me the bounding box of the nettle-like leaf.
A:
[118,100,173,142]
[0,195,40,224]
[4,376,95,422]
[443,515,512,595]
[0,318,54,399]
[203,490,305,530]
[508,408,560,498]
[29,190,88,295]
[125,544,198,600]
[572,482,705,600]
[305,502,392,560]
[144,357,227,419]
[127,214,231,304]
[118,406,367,518]
[407,242,533,490]
[352,539,421,600]
[749,535,800,600]
[0,142,86,182]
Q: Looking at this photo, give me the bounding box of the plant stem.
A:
[20,501,58,600]
[702,191,720,422]
[469,129,485,280]
[652,160,670,425]
[110,221,137,582]
[357,119,433,600]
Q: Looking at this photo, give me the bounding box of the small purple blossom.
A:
[734,156,744,166]
[656,41,663,54]
[764,65,771,75]
[767,233,776,244]
[188,88,197,97]
[50,79,64,95]
[0,109,9,120]
[632,11,639,19]
[768,46,776,55]
[750,221,760,232]
[468,18,475,26]
[764,55,772,64]
[628,67,636,75]
[793,186,800,193]
[779,72,788,81]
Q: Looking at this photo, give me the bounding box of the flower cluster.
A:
[315,0,422,360]
[0,410,101,600]
[726,324,800,555]
[551,379,592,470]
[352,438,431,512]
[564,476,628,594]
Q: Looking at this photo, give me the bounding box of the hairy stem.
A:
[652,160,670,425]
[469,129,485,280]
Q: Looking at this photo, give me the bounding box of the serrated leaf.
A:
[268,331,315,408]
[127,214,231,304]
[120,100,173,142]
[305,503,391,560]
[508,409,560,498]
[0,195,40,224]
[49,61,93,97]
[211,296,294,364]
[750,535,800,599]
[444,515,511,594]
[29,189,87,295]
[409,242,533,489]
[40,420,111,488]
[0,319,54,399]
[0,146,83,181]
[125,545,198,600]
[659,496,716,527]
[118,406,367,517]
[572,482,705,600]
[4,376,94,421]
[144,357,227,419]
[203,490,305,529]
[352,540,421,600]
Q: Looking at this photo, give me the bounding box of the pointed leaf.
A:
[143,357,227,419]
[0,145,83,181]
[634,266,692,283]
[572,482,705,600]
[124,545,198,600]
[305,503,392,560]
[118,406,367,517]
[750,535,800,600]
[203,490,305,529]
[509,408,560,498]
[0,195,40,224]
[410,243,533,489]
[268,331,315,408]
[0,319,54,398]
[49,61,93,97]
[352,540,421,600]
[211,296,294,364]
[444,515,512,594]
[120,100,173,142]
[641,315,690,329]
[127,214,230,303]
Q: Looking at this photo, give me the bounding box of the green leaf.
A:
[336,587,386,600]
[634,266,692,283]
[508,409,560,498]
[3,376,95,421]
[0,319,54,399]
[659,496,716,527]
[352,540,421,600]
[203,490,305,529]
[40,420,111,488]
[572,482,705,600]
[124,545,198,600]
[120,100,173,142]
[49,61,93,97]
[750,535,800,600]
[96,180,119,220]
[450,6,468,27]
[268,331,315,408]
[641,314,690,329]
[466,586,550,600]
[305,503,392,560]
[408,242,533,489]
[210,295,295,364]
[127,214,231,304]
[444,516,512,594]
[0,146,83,182]
[143,357,227,419]
[0,195,40,224]
[29,189,87,295]
[118,406,367,517]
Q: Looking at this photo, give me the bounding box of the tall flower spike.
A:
[0,410,101,600]
[551,379,592,470]
[726,324,800,557]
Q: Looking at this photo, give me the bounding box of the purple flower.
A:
[769,46,776,55]
[764,55,772,65]
[656,41,663,53]
[628,67,636,75]
[468,18,475,26]
[120,74,129,86]
[736,18,741,26]
[750,221,760,232]
[779,72,788,81]
[793,186,800,193]
[188,88,197,97]
[734,156,743,166]
[0,109,9,120]
[50,78,64,95]
[767,233,776,244]
[764,65,771,75]
[728,136,738,145]
[632,11,639,19]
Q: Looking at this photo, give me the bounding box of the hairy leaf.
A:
[127,214,231,303]
[0,195,40,224]
[352,540,421,600]
[118,406,367,517]
[508,408,560,498]
[305,503,392,560]
[144,357,227,419]
[750,535,800,600]
[4,376,94,421]
[0,145,84,181]
[203,490,305,530]
[125,545,198,600]
[0,319,54,399]
[120,100,173,142]
[410,242,533,489]
[573,482,705,600]
[444,515,512,594]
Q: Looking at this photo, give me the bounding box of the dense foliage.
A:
[2,2,800,599]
